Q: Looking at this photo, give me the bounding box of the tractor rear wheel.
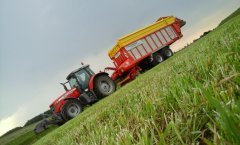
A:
[94,75,116,98]
[152,52,164,66]
[61,100,83,121]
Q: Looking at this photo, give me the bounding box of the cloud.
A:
[82,49,114,73]
[172,8,232,52]
[0,107,26,136]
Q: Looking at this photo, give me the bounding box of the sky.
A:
[0,0,240,136]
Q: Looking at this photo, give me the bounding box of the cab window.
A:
[74,69,91,89]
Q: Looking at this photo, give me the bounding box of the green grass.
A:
[0,122,57,145]
[32,14,240,145]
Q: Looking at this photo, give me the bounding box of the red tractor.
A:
[50,65,116,122]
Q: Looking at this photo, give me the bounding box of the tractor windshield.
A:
[69,78,78,89]
[68,66,94,90]
[74,69,91,90]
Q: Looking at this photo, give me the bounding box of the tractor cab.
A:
[66,65,95,91]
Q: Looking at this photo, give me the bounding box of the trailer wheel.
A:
[139,56,153,71]
[61,100,82,121]
[163,48,173,59]
[94,75,116,98]
[152,53,164,66]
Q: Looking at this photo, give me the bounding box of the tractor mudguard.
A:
[88,72,109,91]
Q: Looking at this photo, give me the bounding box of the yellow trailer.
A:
[108,16,183,58]
[106,16,186,85]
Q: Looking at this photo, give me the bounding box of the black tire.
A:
[94,75,116,98]
[139,56,153,71]
[61,100,83,121]
[162,47,173,59]
[152,52,164,66]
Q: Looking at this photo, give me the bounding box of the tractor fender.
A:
[88,72,109,91]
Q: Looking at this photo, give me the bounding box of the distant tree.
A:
[219,8,240,26]
[200,30,212,38]
[24,109,52,127]
[0,127,22,138]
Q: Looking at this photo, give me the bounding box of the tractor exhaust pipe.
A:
[60,82,69,91]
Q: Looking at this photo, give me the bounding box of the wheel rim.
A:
[165,50,172,57]
[156,55,163,62]
[100,81,111,93]
[67,103,81,118]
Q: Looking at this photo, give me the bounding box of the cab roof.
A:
[66,65,89,80]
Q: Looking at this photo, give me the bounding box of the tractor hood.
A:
[49,88,80,108]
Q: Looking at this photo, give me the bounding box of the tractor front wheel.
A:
[94,75,116,98]
[61,100,83,121]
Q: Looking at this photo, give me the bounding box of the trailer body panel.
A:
[124,25,178,62]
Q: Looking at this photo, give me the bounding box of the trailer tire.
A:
[152,52,164,66]
[94,75,116,98]
[61,100,83,121]
[162,48,173,59]
[139,56,153,71]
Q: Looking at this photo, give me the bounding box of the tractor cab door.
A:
[73,67,94,90]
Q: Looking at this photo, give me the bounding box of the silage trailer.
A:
[106,16,186,85]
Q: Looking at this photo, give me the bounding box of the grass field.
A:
[1,10,239,145]
[219,8,240,26]
[0,122,57,145]
[33,14,239,144]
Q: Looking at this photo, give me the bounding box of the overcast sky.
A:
[0,0,239,136]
